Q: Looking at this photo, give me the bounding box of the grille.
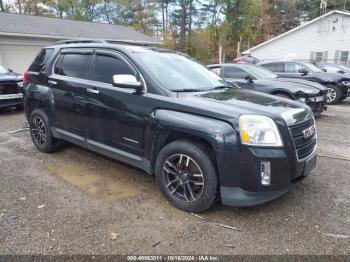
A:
[0,82,20,95]
[289,118,317,160]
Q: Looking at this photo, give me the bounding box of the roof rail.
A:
[56,39,106,45]
[104,39,160,46]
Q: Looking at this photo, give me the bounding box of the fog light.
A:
[261,161,271,186]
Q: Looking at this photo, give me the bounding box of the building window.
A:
[340,51,349,65]
[315,52,324,63]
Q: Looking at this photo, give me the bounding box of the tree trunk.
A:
[0,0,4,11]
[17,0,22,13]
[161,0,166,39]
[179,0,187,51]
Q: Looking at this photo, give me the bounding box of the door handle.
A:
[86,88,99,94]
[48,80,57,85]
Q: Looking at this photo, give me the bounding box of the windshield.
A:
[0,65,8,73]
[133,51,229,92]
[243,65,278,79]
[304,63,322,73]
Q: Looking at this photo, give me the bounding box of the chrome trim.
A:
[123,137,139,144]
[56,128,85,141]
[0,93,23,100]
[50,48,147,93]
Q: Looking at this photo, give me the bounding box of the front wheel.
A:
[155,140,218,212]
[326,85,341,104]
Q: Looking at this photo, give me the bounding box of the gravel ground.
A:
[0,102,350,255]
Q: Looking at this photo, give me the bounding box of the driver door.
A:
[85,49,148,167]
[222,66,254,90]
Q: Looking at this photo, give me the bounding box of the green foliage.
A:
[4,0,350,63]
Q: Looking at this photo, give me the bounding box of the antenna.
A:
[318,0,329,32]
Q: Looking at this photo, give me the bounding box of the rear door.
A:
[49,49,93,145]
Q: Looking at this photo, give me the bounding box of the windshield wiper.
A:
[172,88,208,92]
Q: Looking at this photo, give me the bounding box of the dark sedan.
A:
[208,63,328,116]
[316,63,350,75]
[0,65,23,110]
[258,60,350,104]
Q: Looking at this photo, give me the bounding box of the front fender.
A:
[151,109,237,151]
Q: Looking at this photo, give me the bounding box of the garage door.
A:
[0,44,42,74]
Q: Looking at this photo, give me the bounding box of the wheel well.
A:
[25,99,47,119]
[151,131,217,175]
[271,91,294,100]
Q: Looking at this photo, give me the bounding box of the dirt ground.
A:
[0,102,350,255]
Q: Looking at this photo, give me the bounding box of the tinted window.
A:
[93,55,134,84]
[285,62,304,73]
[209,67,221,76]
[55,53,91,79]
[29,48,54,72]
[223,66,249,79]
[261,62,284,73]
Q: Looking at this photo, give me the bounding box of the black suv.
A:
[24,42,317,212]
[258,60,350,104]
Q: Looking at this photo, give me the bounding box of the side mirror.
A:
[338,70,346,74]
[298,68,309,75]
[322,68,327,72]
[245,75,254,83]
[112,74,144,93]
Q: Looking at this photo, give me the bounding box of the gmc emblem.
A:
[303,126,316,139]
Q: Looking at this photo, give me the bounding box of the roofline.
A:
[244,10,350,54]
[0,31,162,45]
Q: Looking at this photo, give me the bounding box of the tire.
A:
[326,84,341,105]
[155,139,218,212]
[29,108,61,153]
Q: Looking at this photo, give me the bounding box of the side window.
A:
[54,53,92,79]
[261,62,284,73]
[93,54,134,84]
[223,66,249,79]
[209,67,221,76]
[285,62,304,73]
[29,48,54,72]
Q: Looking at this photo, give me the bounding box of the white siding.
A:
[249,13,350,64]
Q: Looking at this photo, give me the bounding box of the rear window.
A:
[54,53,92,80]
[28,48,54,72]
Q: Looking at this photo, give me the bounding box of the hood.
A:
[178,88,312,126]
[0,72,23,82]
[312,72,350,83]
[274,78,328,92]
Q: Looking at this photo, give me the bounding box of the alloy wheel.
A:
[31,116,47,146]
[162,154,205,202]
[326,87,337,103]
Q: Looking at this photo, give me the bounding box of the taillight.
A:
[23,71,29,84]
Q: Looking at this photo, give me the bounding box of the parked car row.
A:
[207,63,328,116]
[0,64,24,110]
[22,41,318,212]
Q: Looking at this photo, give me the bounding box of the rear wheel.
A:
[326,85,341,104]
[155,139,218,212]
[29,109,61,153]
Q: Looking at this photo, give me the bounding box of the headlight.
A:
[342,81,350,86]
[297,87,318,95]
[239,115,283,147]
[17,81,23,88]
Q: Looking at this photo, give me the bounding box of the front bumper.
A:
[218,144,317,207]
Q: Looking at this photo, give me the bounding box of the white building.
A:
[245,10,350,66]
